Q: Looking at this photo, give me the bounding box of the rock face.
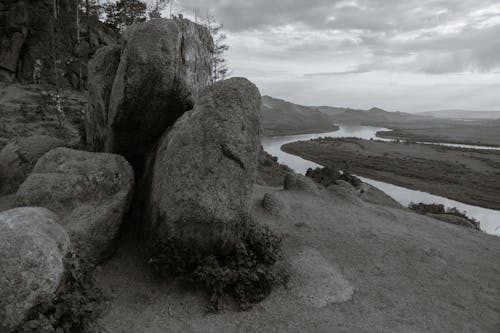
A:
[85,45,121,152]
[0,135,67,194]
[0,207,70,332]
[146,78,261,255]
[0,0,117,84]
[86,18,213,172]
[16,148,134,262]
[0,0,29,81]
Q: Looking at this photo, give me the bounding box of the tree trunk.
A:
[76,0,82,88]
[86,0,90,48]
[53,0,58,19]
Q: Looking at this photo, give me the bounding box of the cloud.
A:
[174,0,500,111]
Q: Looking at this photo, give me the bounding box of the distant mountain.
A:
[262,96,338,135]
[419,110,500,119]
[319,105,430,125]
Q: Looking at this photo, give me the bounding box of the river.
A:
[261,125,500,236]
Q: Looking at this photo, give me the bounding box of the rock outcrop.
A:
[146,77,261,255]
[16,148,134,262]
[86,18,213,172]
[0,207,70,332]
[0,135,66,194]
[0,0,29,81]
[85,45,121,152]
[0,0,117,85]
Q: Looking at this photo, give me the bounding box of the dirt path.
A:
[94,183,500,332]
[283,137,500,210]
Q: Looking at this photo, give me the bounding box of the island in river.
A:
[282,137,500,211]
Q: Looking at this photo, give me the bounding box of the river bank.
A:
[282,137,500,211]
[263,125,339,137]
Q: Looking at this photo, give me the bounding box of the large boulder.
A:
[0,135,67,194]
[0,207,70,332]
[86,18,213,171]
[146,77,261,255]
[85,45,121,152]
[16,148,134,262]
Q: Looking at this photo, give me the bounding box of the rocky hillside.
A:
[262,95,338,135]
[1,18,273,332]
[0,82,86,149]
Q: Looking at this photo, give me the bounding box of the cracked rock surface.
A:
[145,78,262,255]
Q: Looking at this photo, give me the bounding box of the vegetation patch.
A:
[409,202,480,230]
[306,166,362,188]
[14,253,106,333]
[147,219,287,312]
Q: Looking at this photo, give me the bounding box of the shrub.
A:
[306,166,362,188]
[408,202,445,215]
[147,219,286,311]
[409,202,480,229]
[14,253,106,333]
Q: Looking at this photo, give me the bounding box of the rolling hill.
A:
[319,106,431,125]
[262,96,338,135]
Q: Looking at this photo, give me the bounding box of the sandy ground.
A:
[93,183,500,332]
[283,137,500,210]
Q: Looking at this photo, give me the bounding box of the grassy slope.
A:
[94,183,500,332]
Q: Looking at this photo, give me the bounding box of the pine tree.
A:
[148,0,169,19]
[104,0,148,32]
[204,13,230,82]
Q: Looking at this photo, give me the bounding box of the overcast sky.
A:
[171,0,500,112]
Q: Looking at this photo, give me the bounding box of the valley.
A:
[282,137,500,211]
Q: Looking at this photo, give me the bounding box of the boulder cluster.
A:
[0,18,262,330]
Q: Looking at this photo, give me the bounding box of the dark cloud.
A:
[178,0,500,74]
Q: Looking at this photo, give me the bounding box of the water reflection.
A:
[261,126,500,236]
